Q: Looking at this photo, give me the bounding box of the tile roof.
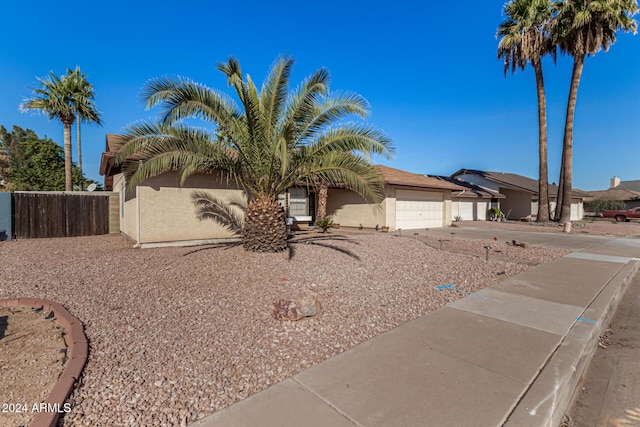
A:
[375,165,465,191]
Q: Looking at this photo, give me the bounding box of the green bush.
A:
[315,217,335,233]
[585,198,626,213]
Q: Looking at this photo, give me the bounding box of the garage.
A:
[396,189,444,229]
[451,199,488,221]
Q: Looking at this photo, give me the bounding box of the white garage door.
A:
[452,200,475,221]
[477,201,488,221]
[396,190,443,229]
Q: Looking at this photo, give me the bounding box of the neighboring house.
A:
[584,177,640,209]
[100,138,464,247]
[451,169,587,221]
[429,176,505,221]
[327,166,464,230]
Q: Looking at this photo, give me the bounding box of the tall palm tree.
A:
[552,0,638,223]
[66,67,102,191]
[116,56,393,252]
[497,0,556,222]
[21,72,76,191]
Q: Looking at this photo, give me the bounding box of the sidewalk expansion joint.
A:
[291,377,364,427]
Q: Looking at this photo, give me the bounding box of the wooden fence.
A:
[13,192,112,239]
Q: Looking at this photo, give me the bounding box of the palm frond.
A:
[191,190,245,234]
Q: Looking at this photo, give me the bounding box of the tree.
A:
[552,0,638,223]
[0,125,100,191]
[21,71,76,191]
[116,56,393,252]
[497,0,556,222]
[66,67,102,191]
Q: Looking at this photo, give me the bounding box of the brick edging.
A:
[0,298,89,427]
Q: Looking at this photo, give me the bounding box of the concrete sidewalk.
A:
[192,231,640,427]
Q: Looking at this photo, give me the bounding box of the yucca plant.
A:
[115,56,393,252]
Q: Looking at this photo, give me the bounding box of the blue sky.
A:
[1,0,638,190]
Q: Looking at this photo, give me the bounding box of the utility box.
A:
[0,192,12,240]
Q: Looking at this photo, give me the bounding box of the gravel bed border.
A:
[0,299,88,427]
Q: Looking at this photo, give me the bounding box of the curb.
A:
[0,298,89,427]
[504,259,640,426]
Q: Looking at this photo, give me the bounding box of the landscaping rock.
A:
[271,287,320,321]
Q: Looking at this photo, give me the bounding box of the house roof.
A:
[429,175,505,199]
[584,188,640,202]
[613,180,640,192]
[99,134,128,191]
[375,165,465,192]
[451,168,589,199]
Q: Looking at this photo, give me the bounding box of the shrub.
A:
[585,198,626,214]
[315,217,335,233]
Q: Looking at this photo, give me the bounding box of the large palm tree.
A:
[116,56,393,252]
[498,0,556,222]
[21,72,76,191]
[66,67,102,191]
[552,0,638,223]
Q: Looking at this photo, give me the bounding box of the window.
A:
[288,187,307,217]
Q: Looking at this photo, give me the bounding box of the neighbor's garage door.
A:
[452,200,475,221]
[396,190,443,229]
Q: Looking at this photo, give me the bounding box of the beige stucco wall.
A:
[113,173,138,240]
[327,185,451,230]
[326,188,386,228]
[136,173,246,244]
[443,197,452,226]
[500,189,534,219]
[108,193,120,234]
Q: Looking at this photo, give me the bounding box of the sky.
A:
[1,0,638,191]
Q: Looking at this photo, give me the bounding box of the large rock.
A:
[271,287,321,321]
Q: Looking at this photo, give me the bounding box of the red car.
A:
[602,207,640,222]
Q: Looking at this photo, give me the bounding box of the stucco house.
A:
[327,165,464,230]
[451,169,587,221]
[428,175,505,221]
[100,136,464,247]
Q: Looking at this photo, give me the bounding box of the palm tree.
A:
[21,72,76,191]
[66,67,102,191]
[552,0,638,223]
[497,0,556,222]
[116,56,393,252]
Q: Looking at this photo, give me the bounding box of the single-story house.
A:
[451,169,587,221]
[100,137,464,246]
[584,177,640,210]
[326,165,465,230]
[428,176,505,221]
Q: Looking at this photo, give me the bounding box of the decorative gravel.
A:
[0,233,569,426]
[454,218,640,237]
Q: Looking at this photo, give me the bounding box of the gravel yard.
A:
[1,232,569,426]
[454,218,640,237]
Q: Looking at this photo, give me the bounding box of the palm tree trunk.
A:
[555,156,564,221]
[77,120,83,191]
[532,57,550,223]
[317,182,328,220]
[63,121,73,191]
[242,194,288,252]
[559,55,585,224]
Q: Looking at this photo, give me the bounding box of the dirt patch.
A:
[0,306,67,427]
